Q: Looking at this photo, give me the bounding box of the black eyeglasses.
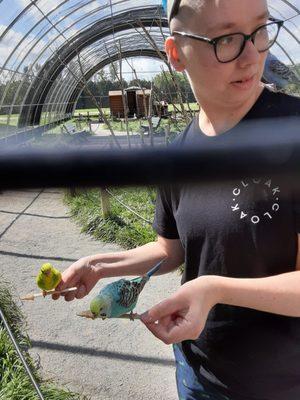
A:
[172,18,284,63]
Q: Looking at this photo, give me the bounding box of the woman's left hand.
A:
[141,276,220,344]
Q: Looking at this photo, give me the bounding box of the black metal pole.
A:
[0,308,45,400]
[0,117,298,190]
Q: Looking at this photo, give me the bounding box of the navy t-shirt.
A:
[153,88,300,400]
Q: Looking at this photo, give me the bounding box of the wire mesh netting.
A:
[0,0,298,141]
[0,2,299,400]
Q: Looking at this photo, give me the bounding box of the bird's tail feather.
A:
[146,259,166,279]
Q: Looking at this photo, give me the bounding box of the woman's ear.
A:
[165,37,185,72]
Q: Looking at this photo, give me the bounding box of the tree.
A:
[96,69,108,81]
[75,77,128,109]
[108,61,119,82]
[128,78,151,89]
[153,70,195,103]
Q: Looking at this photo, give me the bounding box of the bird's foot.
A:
[129,311,135,321]
[42,290,47,298]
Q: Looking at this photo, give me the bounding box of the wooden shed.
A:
[109,87,151,118]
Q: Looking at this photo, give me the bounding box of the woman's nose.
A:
[238,39,260,66]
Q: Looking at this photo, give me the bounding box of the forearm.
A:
[206,271,300,317]
[88,240,182,279]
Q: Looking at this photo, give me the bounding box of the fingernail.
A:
[141,312,153,323]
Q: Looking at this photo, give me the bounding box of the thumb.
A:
[57,266,82,291]
[141,296,182,323]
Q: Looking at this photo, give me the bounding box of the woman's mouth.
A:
[231,75,255,90]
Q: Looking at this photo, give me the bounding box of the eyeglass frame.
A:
[172,18,284,63]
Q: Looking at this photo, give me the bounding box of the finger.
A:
[158,314,174,329]
[75,284,87,299]
[141,296,183,324]
[57,266,81,291]
[53,269,81,301]
[64,284,87,301]
[144,317,187,344]
[52,275,79,301]
[64,291,76,302]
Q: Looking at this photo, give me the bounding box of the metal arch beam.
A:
[30,10,168,128]
[52,32,167,119]
[269,7,300,43]
[9,1,123,127]
[66,49,167,115]
[280,0,300,15]
[18,7,168,127]
[35,29,167,126]
[0,0,37,41]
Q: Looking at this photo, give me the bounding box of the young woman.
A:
[54,1,300,398]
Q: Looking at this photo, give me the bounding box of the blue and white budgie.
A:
[78,259,165,320]
[262,52,300,91]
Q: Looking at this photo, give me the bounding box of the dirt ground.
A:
[0,189,180,399]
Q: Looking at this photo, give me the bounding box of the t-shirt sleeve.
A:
[153,186,180,239]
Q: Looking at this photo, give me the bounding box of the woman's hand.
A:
[52,256,101,301]
[141,276,220,344]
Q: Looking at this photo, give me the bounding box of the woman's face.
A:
[172,0,269,107]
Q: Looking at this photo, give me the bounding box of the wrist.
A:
[195,275,226,307]
[85,255,106,279]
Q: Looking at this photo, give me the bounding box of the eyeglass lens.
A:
[216,23,280,62]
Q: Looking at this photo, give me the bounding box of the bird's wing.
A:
[269,60,299,83]
[36,273,45,289]
[52,271,62,288]
[117,278,146,308]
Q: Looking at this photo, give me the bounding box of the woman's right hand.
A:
[52,256,101,301]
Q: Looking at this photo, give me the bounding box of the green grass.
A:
[0,277,88,400]
[0,104,196,139]
[0,115,19,126]
[0,114,19,127]
[168,102,199,112]
[89,116,190,135]
[74,108,110,116]
[74,103,199,115]
[64,189,186,272]
[65,188,157,249]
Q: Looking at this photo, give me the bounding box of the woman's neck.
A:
[198,84,264,136]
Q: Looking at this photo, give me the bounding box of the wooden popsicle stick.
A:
[21,287,78,301]
[118,313,141,320]
[76,310,141,320]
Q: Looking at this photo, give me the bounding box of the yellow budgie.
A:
[36,263,62,295]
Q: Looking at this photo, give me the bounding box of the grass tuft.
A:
[65,188,157,249]
[0,277,88,400]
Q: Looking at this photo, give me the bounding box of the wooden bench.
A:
[61,123,77,134]
[140,116,162,134]
[61,123,89,144]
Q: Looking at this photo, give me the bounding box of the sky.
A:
[0,0,299,79]
[104,58,166,82]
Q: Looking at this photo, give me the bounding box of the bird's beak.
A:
[77,310,96,319]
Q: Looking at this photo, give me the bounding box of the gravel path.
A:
[0,189,180,400]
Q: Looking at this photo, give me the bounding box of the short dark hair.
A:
[168,0,205,23]
[168,0,182,22]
